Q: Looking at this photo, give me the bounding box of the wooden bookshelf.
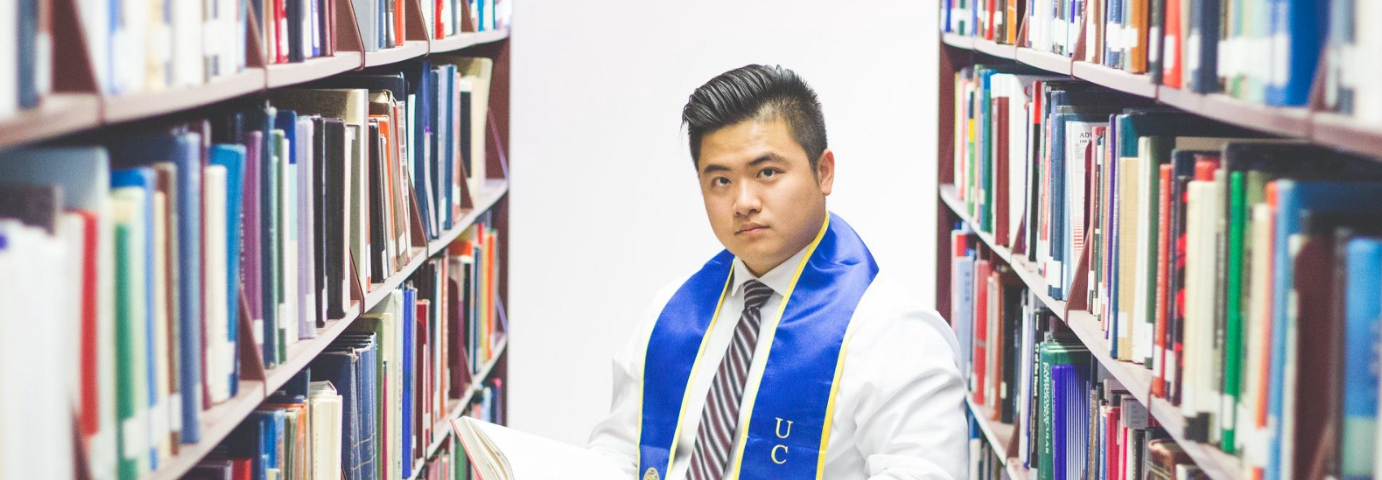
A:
[431,29,511,54]
[266,52,365,89]
[942,38,1341,145]
[103,69,268,124]
[937,183,1242,479]
[0,94,102,149]
[1,1,515,478]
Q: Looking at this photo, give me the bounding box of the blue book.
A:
[109,132,206,443]
[1268,181,1382,480]
[1263,0,1330,106]
[1051,364,1072,480]
[401,288,416,476]
[1188,0,1222,93]
[210,144,247,396]
[441,65,458,231]
[1340,237,1382,479]
[311,351,360,480]
[17,0,38,109]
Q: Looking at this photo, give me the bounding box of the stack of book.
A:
[0,52,500,480]
[949,60,1382,480]
[77,0,249,95]
[940,0,1331,105]
[189,248,506,480]
[254,0,342,64]
[955,233,1217,480]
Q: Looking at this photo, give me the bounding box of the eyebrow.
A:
[700,153,787,176]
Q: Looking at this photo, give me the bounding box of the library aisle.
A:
[7,0,1382,479]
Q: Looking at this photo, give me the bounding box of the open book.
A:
[450,417,628,479]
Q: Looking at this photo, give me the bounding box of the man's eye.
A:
[760,168,778,178]
[712,177,730,186]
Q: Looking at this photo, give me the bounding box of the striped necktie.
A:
[688,279,775,480]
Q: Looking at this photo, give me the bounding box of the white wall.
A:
[508,0,941,444]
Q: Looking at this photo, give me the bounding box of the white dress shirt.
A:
[589,247,969,479]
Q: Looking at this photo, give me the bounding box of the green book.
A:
[1038,341,1091,480]
[112,190,149,480]
[1220,170,1248,454]
[270,129,286,365]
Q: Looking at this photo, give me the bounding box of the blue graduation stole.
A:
[637,213,878,480]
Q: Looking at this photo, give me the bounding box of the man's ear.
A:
[816,149,835,196]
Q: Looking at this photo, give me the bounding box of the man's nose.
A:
[734,182,762,217]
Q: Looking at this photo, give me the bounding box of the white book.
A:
[204,165,230,403]
[150,191,174,460]
[451,418,625,480]
[145,0,172,91]
[172,0,203,87]
[0,0,18,117]
[278,133,299,346]
[297,118,318,338]
[309,381,343,480]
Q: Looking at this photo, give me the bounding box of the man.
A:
[589,65,967,480]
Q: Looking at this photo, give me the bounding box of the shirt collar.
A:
[731,245,809,299]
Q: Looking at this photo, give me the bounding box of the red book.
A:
[1107,406,1122,480]
[972,257,991,405]
[1162,0,1184,89]
[232,458,253,480]
[1152,164,1172,398]
[395,0,407,46]
[77,211,100,438]
[995,96,1012,246]
[275,0,289,63]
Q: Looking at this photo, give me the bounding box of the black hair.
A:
[682,64,827,168]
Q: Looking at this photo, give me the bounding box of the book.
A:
[450,417,624,480]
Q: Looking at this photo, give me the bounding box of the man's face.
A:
[696,117,834,276]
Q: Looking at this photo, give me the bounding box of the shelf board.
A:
[1311,112,1382,159]
[262,301,364,394]
[1197,94,1311,139]
[1072,61,1157,98]
[411,336,509,479]
[1148,398,1244,480]
[149,379,267,480]
[941,184,1235,478]
[364,246,431,309]
[974,38,1017,60]
[0,93,102,150]
[430,29,509,54]
[1014,47,1073,76]
[266,52,364,89]
[942,32,975,50]
[103,68,267,125]
[427,179,509,256]
[966,396,1015,461]
[1156,86,1206,113]
[363,41,430,68]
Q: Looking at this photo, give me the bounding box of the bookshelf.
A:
[932,15,1382,478]
[0,0,511,149]
[0,0,516,478]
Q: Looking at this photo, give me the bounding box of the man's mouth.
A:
[736,223,767,235]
